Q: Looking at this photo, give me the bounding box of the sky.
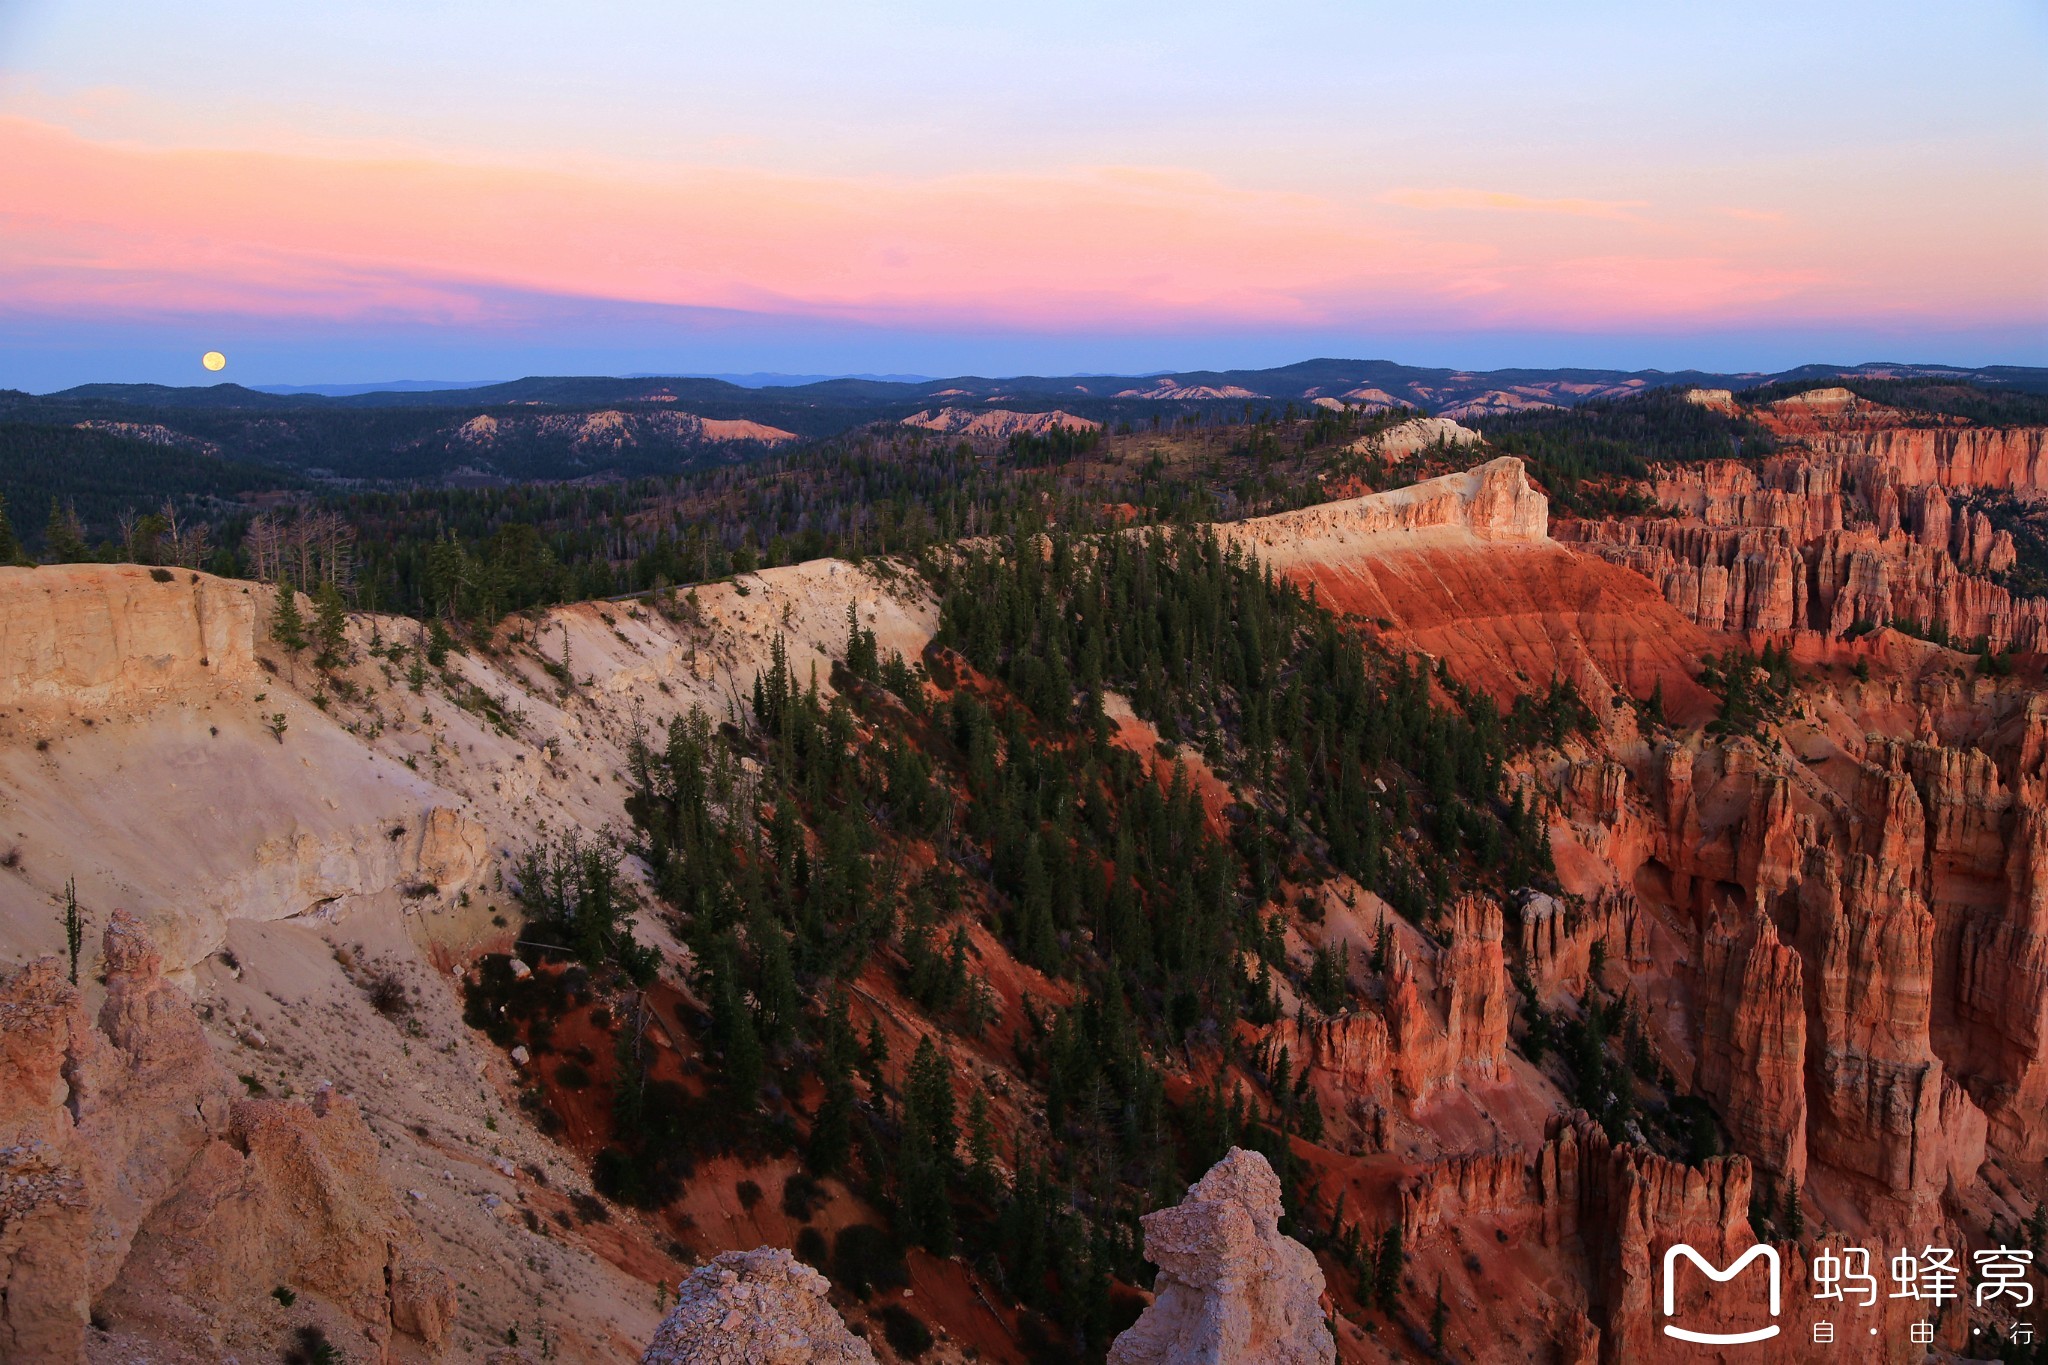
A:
[1,1,2044,389]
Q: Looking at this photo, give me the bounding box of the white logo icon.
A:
[1662,1243,1782,1345]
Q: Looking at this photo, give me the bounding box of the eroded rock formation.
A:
[640,1248,876,1365]
[1386,894,1512,1096]
[0,564,259,708]
[0,913,454,1361]
[1108,1148,1334,1365]
[1694,904,1808,1184]
[1351,415,1483,462]
[1223,455,1548,557]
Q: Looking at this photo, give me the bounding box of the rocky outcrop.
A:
[1533,1114,1754,1364]
[640,1248,876,1365]
[1955,804,2048,1158]
[1518,888,1652,999]
[0,565,259,709]
[1558,445,2044,645]
[0,913,454,1361]
[1797,850,1986,1206]
[1386,894,1511,1096]
[1350,416,1482,462]
[1693,904,1807,1183]
[1264,1010,1391,1128]
[1399,1147,1530,1235]
[1223,456,1547,558]
[1805,426,2048,495]
[1108,1148,1333,1365]
[901,407,1101,441]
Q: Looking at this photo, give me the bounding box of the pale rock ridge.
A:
[1435,390,1560,420]
[1350,416,1482,462]
[0,565,258,708]
[1222,456,1548,561]
[1107,1147,1334,1365]
[0,912,455,1361]
[639,1247,876,1365]
[901,407,1100,440]
[456,408,796,449]
[1113,381,1260,400]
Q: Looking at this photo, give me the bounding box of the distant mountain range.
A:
[5,357,2044,490]
[44,357,2048,416]
[251,372,940,397]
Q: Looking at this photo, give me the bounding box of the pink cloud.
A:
[0,117,2034,336]
[1378,187,1649,222]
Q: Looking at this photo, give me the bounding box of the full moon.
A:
[201,351,227,372]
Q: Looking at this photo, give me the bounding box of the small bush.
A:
[555,1060,590,1090]
[282,1325,339,1365]
[270,1285,296,1307]
[570,1191,611,1224]
[881,1304,934,1359]
[795,1225,829,1268]
[830,1224,907,1300]
[736,1178,763,1211]
[365,970,410,1017]
[148,568,175,583]
[781,1171,827,1222]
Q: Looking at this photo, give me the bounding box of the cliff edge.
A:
[1222,455,1548,563]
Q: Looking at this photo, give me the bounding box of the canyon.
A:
[2,383,2046,1363]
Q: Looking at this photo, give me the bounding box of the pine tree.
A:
[0,493,25,566]
[860,1020,889,1097]
[905,1036,957,1159]
[965,1088,998,1202]
[271,584,308,654]
[726,1004,764,1109]
[808,993,859,1175]
[45,499,87,563]
[612,1014,647,1138]
[754,918,800,1044]
[56,877,85,986]
[426,619,453,667]
[896,1036,957,1255]
[807,1072,855,1176]
[313,579,349,669]
[1374,1225,1403,1313]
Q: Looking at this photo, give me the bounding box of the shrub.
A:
[736,1178,763,1211]
[781,1171,827,1222]
[282,1325,339,1365]
[830,1224,907,1300]
[365,970,410,1016]
[880,1304,934,1359]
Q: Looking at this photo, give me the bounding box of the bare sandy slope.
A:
[0,557,937,1362]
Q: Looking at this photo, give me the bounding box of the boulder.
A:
[641,1247,876,1365]
[1108,1148,1333,1365]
